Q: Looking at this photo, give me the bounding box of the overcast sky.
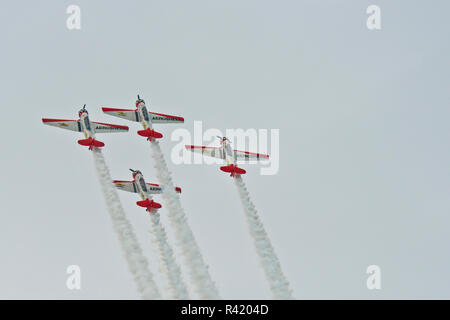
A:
[0,1,449,299]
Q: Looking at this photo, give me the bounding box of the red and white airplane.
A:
[185,136,270,177]
[42,105,129,150]
[113,169,182,212]
[102,95,184,141]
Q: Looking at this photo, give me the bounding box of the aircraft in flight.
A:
[185,136,270,177]
[102,95,184,141]
[113,169,182,212]
[42,105,129,150]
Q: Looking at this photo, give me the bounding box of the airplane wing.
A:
[146,183,163,194]
[185,145,225,160]
[102,107,140,122]
[146,183,182,194]
[92,122,129,133]
[233,150,270,161]
[42,119,81,132]
[150,112,184,124]
[113,180,137,193]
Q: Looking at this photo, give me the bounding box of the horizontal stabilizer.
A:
[137,128,163,141]
[149,201,162,209]
[77,138,105,150]
[136,199,162,210]
[136,199,150,208]
[220,164,246,177]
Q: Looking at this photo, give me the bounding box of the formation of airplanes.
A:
[42,95,269,211]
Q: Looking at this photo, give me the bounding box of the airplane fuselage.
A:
[134,101,164,141]
[129,171,163,211]
[216,139,247,177]
[137,101,152,131]
[78,111,95,140]
[133,172,150,201]
[220,140,235,165]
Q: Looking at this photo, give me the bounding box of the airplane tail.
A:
[137,128,163,141]
[220,164,246,177]
[136,198,162,211]
[77,137,105,150]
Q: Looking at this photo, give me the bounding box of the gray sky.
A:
[0,1,449,299]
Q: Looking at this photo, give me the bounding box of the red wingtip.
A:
[102,107,136,112]
[42,118,75,123]
[113,180,133,183]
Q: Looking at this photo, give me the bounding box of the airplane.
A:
[113,169,182,212]
[185,136,270,177]
[102,95,184,141]
[42,105,129,150]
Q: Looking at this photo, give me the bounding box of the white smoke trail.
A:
[234,175,293,299]
[92,148,161,300]
[149,211,190,299]
[149,141,220,299]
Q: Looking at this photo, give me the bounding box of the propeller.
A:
[137,94,149,103]
[136,94,147,106]
[129,168,137,173]
[79,104,87,115]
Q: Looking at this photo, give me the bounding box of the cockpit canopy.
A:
[138,176,148,192]
[141,107,150,121]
